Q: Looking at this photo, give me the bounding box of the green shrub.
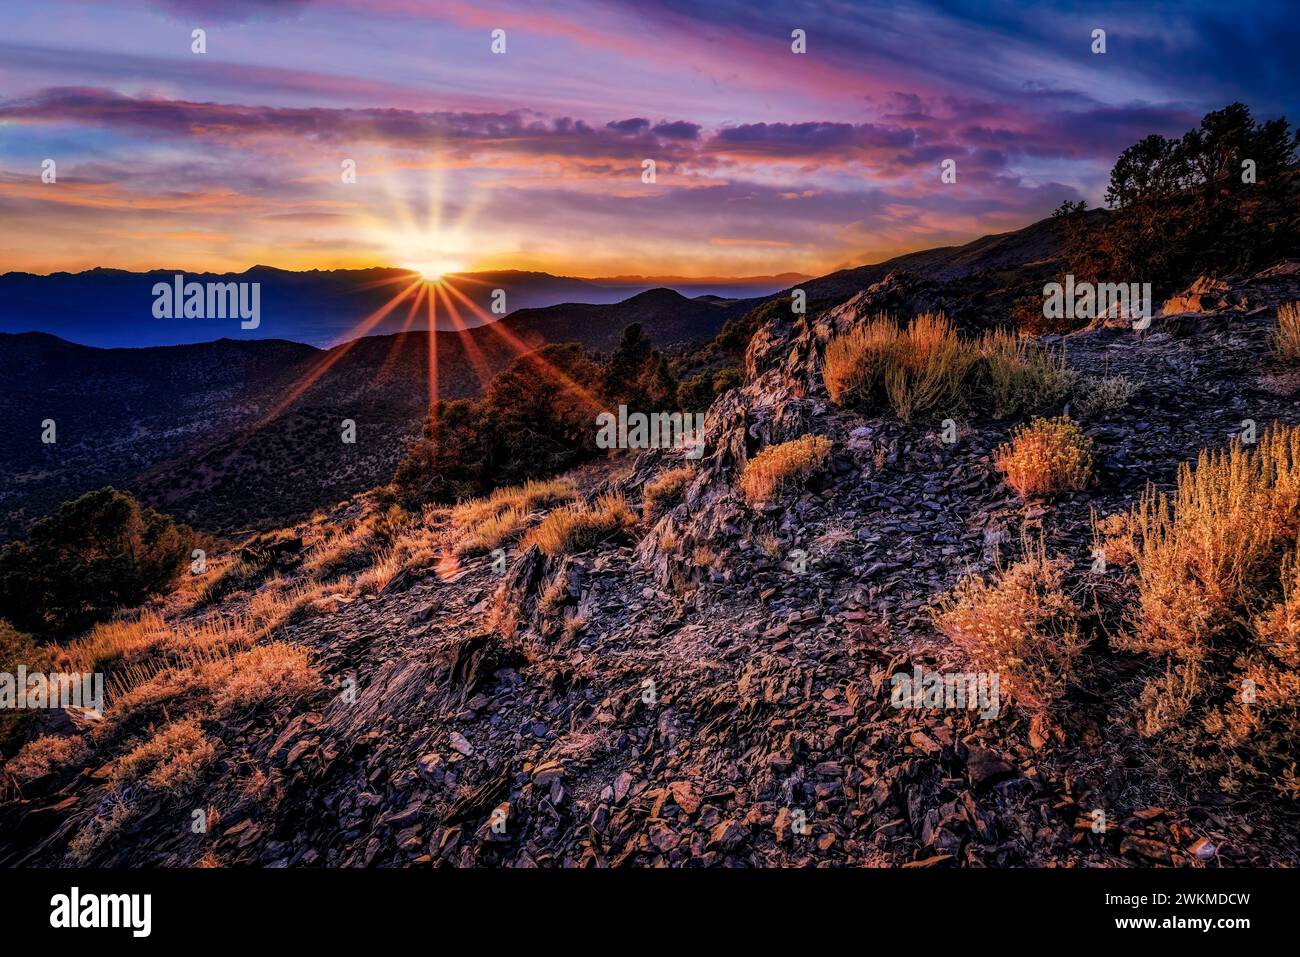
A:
[393,343,604,505]
[0,488,196,637]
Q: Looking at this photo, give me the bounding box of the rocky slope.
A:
[4,263,1300,868]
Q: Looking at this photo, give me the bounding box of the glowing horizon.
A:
[1,1,1296,278]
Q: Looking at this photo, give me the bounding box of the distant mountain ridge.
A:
[0,266,800,349]
[0,286,759,537]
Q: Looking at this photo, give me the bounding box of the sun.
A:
[405,258,465,283]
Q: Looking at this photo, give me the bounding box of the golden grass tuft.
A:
[642,466,695,523]
[932,539,1086,712]
[208,642,322,716]
[352,546,401,594]
[113,718,217,794]
[454,504,528,557]
[1273,302,1300,360]
[453,478,578,528]
[995,416,1093,499]
[823,314,907,407]
[302,520,375,580]
[520,492,637,557]
[4,733,87,784]
[738,434,833,505]
[561,612,589,640]
[452,478,579,556]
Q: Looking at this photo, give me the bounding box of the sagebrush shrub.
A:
[995,416,1093,499]
[1109,424,1300,796]
[932,541,1086,713]
[738,435,833,504]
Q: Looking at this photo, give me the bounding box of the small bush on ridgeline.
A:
[1273,302,1300,360]
[642,467,695,522]
[739,435,833,505]
[602,324,678,411]
[1099,424,1300,796]
[0,488,196,638]
[676,367,742,412]
[520,493,637,557]
[932,540,1086,713]
[995,416,1093,500]
[823,313,1075,422]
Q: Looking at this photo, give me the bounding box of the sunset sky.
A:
[1,0,1296,278]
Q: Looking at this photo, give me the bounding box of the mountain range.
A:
[0,266,804,349]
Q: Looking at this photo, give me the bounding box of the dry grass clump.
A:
[113,718,216,794]
[453,478,578,528]
[454,504,528,557]
[739,435,833,504]
[302,520,376,580]
[823,313,1076,422]
[452,478,579,556]
[932,541,1086,712]
[995,416,1093,499]
[1104,424,1300,795]
[352,546,401,594]
[884,313,980,421]
[692,545,721,570]
[561,612,589,640]
[246,580,326,636]
[1273,302,1300,360]
[105,665,208,722]
[4,733,87,785]
[68,794,133,865]
[208,642,321,716]
[62,610,171,674]
[824,313,974,421]
[520,492,637,557]
[823,315,898,406]
[642,467,695,522]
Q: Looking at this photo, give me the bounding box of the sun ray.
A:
[436,282,499,393]
[375,283,427,385]
[241,278,423,441]
[441,280,606,413]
